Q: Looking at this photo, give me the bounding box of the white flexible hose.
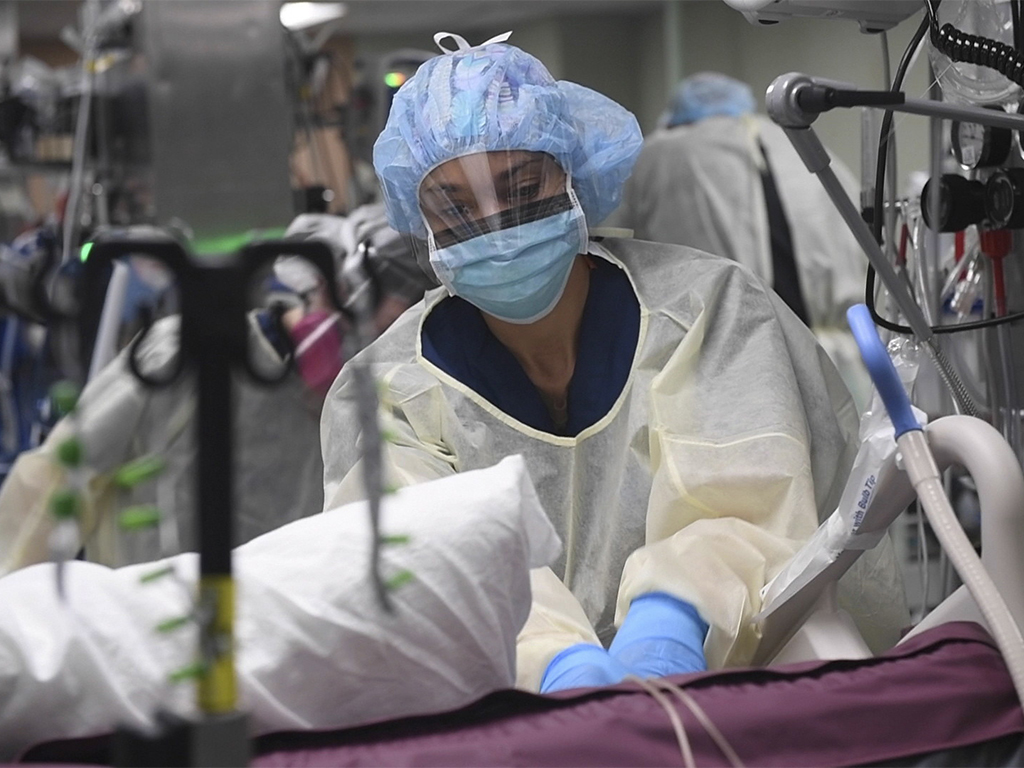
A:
[898,430,1024,707]
[86,259,130,382]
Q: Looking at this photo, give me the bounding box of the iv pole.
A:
[82,232,341,767]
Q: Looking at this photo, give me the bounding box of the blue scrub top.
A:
[422,255,641,436]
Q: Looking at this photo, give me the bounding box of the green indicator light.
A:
[79,241,93,263]
[50,381,80,416]
[384,71,406,89]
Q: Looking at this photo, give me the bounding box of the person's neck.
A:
[483,255,590,398]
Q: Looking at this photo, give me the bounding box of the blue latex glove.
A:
[540,643,632,693]
[609,592,709,679]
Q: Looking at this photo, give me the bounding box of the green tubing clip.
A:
[385,570,415,591]
[380,534,411,546]
[156,615,192,633]
[168,662,207,683]
[119,504,161,530]
[49,489,82,519]
[56,437,84,468]
[140,565,175,584]
[113,456,166,489]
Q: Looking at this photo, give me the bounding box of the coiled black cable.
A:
[867,5,1024,336]
[866,12,929,334]
[931,23,1024,86]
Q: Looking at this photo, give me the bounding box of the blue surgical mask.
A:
[427,184,588,324]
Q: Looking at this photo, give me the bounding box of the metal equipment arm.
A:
[764,72,1009,416]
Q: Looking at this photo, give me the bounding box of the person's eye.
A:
[509,184,541,203]
[441,202,472,220]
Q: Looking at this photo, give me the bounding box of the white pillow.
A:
[0,455,560,760]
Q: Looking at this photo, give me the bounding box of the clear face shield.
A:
[406,150,589,324]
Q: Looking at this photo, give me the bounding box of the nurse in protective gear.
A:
[321,33,907,691]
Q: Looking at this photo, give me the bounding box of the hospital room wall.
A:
[500,14,668,135]
[584,1,933,193]
[673,1,933,195]
[353,13,658,132]
[353,2,933,193]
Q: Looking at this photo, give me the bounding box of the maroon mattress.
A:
[20,621,1024,767]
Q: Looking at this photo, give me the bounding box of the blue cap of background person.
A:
[373,31,644,238]
[660,71,756,129]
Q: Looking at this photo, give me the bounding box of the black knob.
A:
[986,168,1024,230]
[921,174,987,232]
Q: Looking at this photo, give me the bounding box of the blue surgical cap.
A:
[373,34,644,238]
[662,72,756,128]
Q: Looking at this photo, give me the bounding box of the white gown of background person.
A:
[0,313,324,575]
[609,73,871,412]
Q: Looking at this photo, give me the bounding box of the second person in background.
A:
[608,72,872,411]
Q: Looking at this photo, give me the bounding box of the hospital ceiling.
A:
[313,0,666,34]
[16,0,667,40]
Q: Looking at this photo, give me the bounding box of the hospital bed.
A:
[15,313,1024,767]
[17,620,1024,767]
[756,414,1024,668]
[20,438,1024,767]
